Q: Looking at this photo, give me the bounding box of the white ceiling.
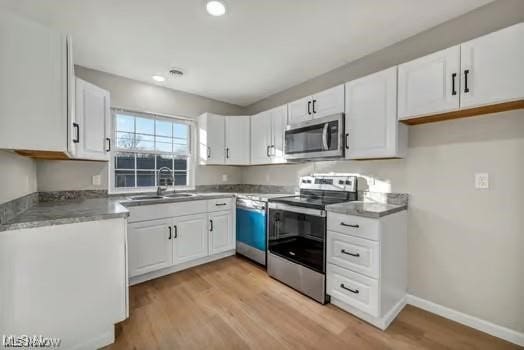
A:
[0,0,493,106]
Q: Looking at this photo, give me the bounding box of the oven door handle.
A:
[322,123,329,150]
[268,202,326,217]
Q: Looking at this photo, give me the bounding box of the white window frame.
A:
[108,108,196,194]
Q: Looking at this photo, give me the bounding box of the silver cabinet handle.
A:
[341,249,360,257]
[340,222,359,228]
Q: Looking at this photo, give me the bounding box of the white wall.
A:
[0,151,37,204]
[35,67,245,192]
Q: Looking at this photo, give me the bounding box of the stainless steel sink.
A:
[163,193,196,198]
[128,195,165,200]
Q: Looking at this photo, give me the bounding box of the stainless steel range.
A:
[267,175,357,303]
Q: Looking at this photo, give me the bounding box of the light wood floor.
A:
[106,256,520,350]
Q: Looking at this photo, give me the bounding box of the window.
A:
[110,109,194,192]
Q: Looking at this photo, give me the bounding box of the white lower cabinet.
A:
[173,214,209,265]
[326,211,407,330]
[127,199,235,283]
[128,219,173,277]
[209,210,235,255]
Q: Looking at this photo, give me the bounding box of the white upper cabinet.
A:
[287,84,344,125]
[225,116,250,165]
[312,84,345,119]
[198,113,225,165]
[0,11,70,153]
[72,78,111,160]
[209,211,235,255]
[172,214,209,265]
[345,67,407,159]
[250,111,272,165]
[398,46,460,120]
[269,105,288,163]
[250,105,288,165]
[460,23,524,109]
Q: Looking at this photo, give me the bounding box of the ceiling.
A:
[0,0,493,106]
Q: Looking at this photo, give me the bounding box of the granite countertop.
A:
[0,198,129,232]
[326,201,407,219]
[118,192,235,207]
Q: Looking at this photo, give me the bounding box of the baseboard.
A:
[406,294,524,347]
[130,250,235,286]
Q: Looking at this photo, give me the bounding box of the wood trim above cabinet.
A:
[400,100,524,125]
[15,150,70,160]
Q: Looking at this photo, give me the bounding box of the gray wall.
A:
[242,0,524,333]
[36,67,245,192]
[0,151,37,204]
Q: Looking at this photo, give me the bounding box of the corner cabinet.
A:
[345,67,407,159]
[126,198,235,284]
[250,105,288,165]
[198,113,250,165]
[287,84,344,125]
[72,78,111,161]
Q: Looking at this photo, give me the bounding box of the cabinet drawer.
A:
[327,212,380,241]
[128,200,207,223]
[327,232,379,279]
[327,264,379,317]
[207,198,233,212]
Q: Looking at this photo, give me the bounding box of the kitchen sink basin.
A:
[163,193,196,198]
[128,195,165,200]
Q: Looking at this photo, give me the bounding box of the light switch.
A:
[222,174,228,182]
[475,173,489,189]
[92,175,102,186]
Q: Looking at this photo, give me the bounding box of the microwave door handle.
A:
[322,123,329,150]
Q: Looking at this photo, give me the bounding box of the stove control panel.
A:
[299,175,357,192]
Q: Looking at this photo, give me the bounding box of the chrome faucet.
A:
[157,167,174,196]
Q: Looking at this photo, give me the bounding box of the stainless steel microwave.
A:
[285,113,344,160]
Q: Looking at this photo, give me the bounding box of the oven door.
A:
[285,113,344,160]
[268,203,326,273]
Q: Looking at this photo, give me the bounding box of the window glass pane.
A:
[174,173,187,186]
[174,158,187,171]
[173,143,189,154]
[136,154,155,169]
[156,155,173,170]
[115,153,135,169]
[135,134,154,151]
[116,132,136,149]
[137,171,156,187]
[155,136,173,153]
[116,114,134,133]
[155,120,173,137]
[174,123,188,139]
[136,117,154,135]
[115,170,135,188]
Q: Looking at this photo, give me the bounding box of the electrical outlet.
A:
[92,175,102,186]
[475,173,489,189]
[222,174,228,182]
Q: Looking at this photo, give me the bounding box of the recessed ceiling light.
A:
[206,1,226,16]
[152,75,166,82]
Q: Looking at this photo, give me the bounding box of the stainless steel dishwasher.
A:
[236,198,267,265]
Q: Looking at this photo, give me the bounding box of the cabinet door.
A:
[73,78,110,160]
[288,96,312,125]
[312,84,345,119]
[225,116,250,165]
[346,67,405,159]
[198,113,225,164]
[398,46,460,120]
[270,105,288,164]
[250,111,272,165]
[173,214,209,265]
[0,11,68,152]
[209,211,235,255]
[460,23,524,109]
[128,219,173,277]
